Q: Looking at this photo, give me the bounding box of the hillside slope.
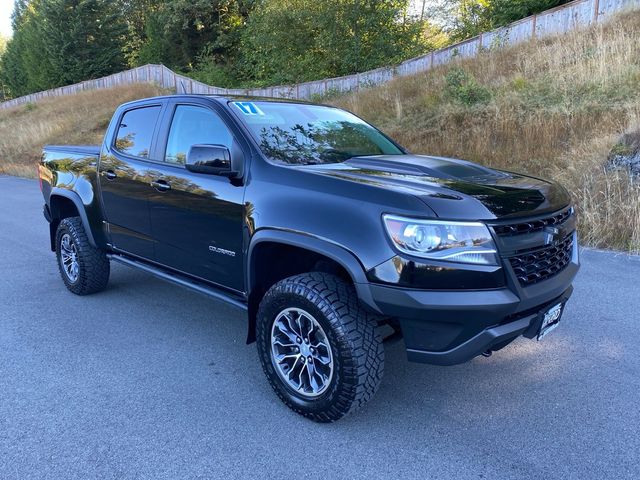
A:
[331,10,640,252]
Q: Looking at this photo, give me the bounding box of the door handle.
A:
[103,170,117,180]
[151,180,171,192]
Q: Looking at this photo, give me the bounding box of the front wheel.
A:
[256,272,384,422]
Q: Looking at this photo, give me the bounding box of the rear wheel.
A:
[55,217,110,295]
[256,272,384,422]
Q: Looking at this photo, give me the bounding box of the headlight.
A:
[383,215,498,265]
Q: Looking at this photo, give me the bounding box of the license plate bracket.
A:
[537,302,564,341]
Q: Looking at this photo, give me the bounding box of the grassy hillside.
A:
[331,11,640,253]
[0,10,639,252]
[0,84,165,178]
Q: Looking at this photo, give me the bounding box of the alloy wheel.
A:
[270,307,334,398]
[59,233,79,283]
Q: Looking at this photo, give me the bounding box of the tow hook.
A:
[481,350,492,358]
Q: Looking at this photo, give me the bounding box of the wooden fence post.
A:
[593,0,600,22]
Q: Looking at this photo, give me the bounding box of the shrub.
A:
[444,67,491,106]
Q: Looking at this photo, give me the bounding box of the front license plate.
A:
[538,303,564,341]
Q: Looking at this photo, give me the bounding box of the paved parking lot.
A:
[1,175,639,479]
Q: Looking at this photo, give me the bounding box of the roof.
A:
[119,93,326,109]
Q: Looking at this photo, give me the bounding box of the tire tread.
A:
[56,217,110,295]
[257,272,384,422]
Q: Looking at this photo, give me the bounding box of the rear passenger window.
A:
[114,106,161,158]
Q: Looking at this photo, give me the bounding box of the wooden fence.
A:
[1,0,638,110]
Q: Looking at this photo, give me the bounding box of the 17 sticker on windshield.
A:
[233,102,265,116]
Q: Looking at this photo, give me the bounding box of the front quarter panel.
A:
[244,161,432,272]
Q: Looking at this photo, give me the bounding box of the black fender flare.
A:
[245,229,382,343]
[49,188,97,248]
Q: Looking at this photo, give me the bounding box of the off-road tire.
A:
[256,272,384,422]
[55,217,110,295]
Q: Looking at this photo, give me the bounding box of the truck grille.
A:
[493,208,572,236]
[508,235,574,286]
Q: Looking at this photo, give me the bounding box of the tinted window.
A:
[165,105,233,164]
[231,101,403,165]
[114,106,161,158]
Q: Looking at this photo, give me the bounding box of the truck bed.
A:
[43,145,101,156]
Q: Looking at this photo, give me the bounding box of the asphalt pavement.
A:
[1,175,639,479]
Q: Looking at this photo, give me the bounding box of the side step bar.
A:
[108,254,248,311]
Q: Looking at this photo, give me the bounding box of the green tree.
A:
[116,0,164,66]
[239,0,435,85]
[447,0,492,40]
[189,0,257,86]
[0,0,126,97]
[0,0,52,97]
[444,0,572,40]
[39,0,127,86]
[132,0,253,69]
[489,0,571,26]
[0,35,8,100]
[135,5,196,69]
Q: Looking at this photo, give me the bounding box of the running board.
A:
[108,254,248,311]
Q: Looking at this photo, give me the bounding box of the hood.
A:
[299,155,570,220]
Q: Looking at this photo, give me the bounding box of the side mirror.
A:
[186,144,238,177]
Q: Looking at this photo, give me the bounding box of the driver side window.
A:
[165,105,233,165]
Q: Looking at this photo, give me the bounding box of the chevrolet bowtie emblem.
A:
[543,226,561,245]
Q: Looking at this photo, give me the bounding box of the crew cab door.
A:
[147,101,246,292]
[98,102,165,259]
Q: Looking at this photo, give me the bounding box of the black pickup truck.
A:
[39,94,579,422]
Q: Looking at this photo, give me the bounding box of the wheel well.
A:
[246,242,353,343]
[48,196,80,251]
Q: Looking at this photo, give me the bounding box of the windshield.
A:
[230,101,403,165]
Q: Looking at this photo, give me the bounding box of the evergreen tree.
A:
[0,0,51,97]
[0,0,127,97]
[39,0,127,85]
[0,35,9,100]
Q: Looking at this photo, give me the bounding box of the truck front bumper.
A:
[399,286,572,365]
[363,239,579,366]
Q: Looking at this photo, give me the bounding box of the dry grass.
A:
[333,11,640,253]
[0,84,165,178]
